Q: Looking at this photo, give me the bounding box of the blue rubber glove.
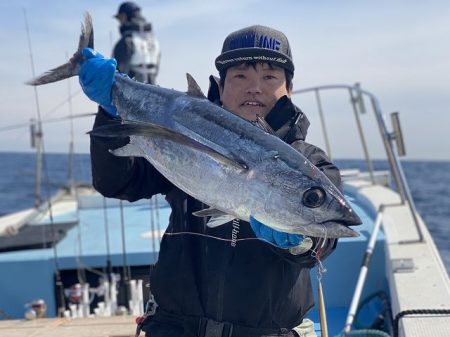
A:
[79,48,118,117]
[249,216,304,249]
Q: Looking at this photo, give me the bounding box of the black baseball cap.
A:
[114,2,141,19]
[215,25,294,74]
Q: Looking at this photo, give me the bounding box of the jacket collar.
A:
[265,95,310,142]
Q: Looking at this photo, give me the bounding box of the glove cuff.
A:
[100,104,119,118]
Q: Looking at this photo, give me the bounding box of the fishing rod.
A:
[102,197,113,281]
[343,205,385,333]
[149,198,157,256]
[119,200,132,307]
[43,89,82,120]
[154,195,161,244]
[67,67,75,192]
[23,7,43,207]
[23,8,67,316]
[64,66,88,290]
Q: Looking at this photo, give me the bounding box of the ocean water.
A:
[0,152,448,274]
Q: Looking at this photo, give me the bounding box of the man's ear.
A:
[287,82,293,97]
[218,82,224,100]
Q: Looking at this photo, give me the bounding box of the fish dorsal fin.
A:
[186,73,206,98]
[254,115,275,135]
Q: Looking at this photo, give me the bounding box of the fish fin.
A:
[206,215,236,228]
[254,115,275,135]
[88,120,248,170]
[186,73,206,98]
[192,208,228,217]
[27,12,93,85]
[109,141,143,157]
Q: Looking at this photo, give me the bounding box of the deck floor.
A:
[0,316,139,337]
[0,316,331,337]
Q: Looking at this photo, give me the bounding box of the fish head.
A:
[255,159,362,238]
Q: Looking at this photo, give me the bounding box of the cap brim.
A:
[215,48,294,73]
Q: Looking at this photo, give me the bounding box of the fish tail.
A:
[27,12,93,86]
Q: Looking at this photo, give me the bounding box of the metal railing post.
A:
[369,96,423,243]
[348,87,375,184]
[314,89,332,159]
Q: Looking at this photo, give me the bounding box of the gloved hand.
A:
[79,48,118,117]
[249,216,304,249]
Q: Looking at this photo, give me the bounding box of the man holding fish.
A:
[31,18,361,337]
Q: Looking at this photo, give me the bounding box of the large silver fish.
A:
[28,13,361,238]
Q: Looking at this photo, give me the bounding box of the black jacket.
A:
[90,91,342,331]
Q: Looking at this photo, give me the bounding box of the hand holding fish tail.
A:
[79,48,118,117]
[249,216,304,249]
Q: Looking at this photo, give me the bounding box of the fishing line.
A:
[163,230,304,247]
[310,224,330,337]
[163,230,261,243]
[310,224,329,258]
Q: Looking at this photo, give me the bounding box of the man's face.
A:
[219,63,292,121]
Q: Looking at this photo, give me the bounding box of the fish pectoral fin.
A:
[87,120,125,138]
[109,141,143,157]
[89,120,248,170]
[254,115,275,135]
[192,207,228,217]
[186,73,206,99]
[193,207,235,228]
[206,215,236,228]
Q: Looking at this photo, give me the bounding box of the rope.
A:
[393,309,450,337]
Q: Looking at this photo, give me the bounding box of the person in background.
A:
[79,24,343,337]
[113,1,161,84]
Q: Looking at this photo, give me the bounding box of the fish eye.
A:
[302,187,326,208]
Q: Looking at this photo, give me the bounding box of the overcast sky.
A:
[0,0,449,160]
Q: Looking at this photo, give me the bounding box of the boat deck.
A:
[345,176,450,337]
[0,315,327,337]
[0,316,138,337]
[1,173,449,336]
[0,187,169,320]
